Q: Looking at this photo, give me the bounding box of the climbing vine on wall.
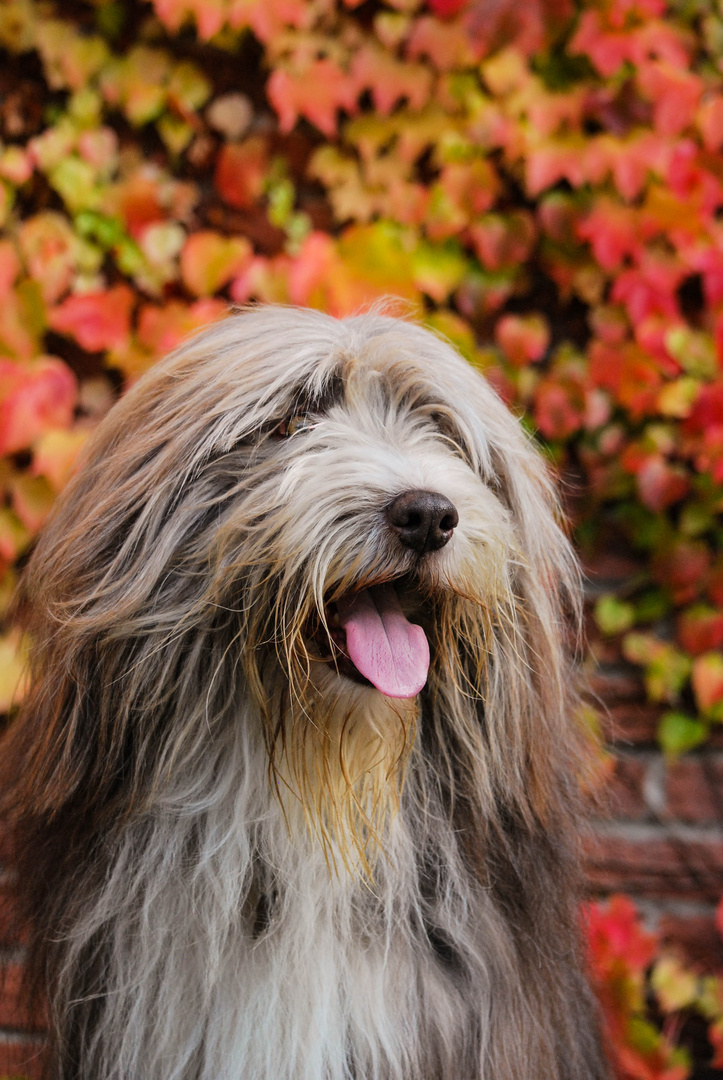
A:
[1,0,723,1074]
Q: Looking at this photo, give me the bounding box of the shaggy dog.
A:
[1,306,609,1080]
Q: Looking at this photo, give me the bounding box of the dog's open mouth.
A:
[316,582,430,699]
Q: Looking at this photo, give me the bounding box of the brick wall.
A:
[1,557,721,1075]
[0,828,47,1079]
[584,549,723,972]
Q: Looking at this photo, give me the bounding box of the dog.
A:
[1,305,609,1080]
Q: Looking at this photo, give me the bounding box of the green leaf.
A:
[594,595,635,635]
[658,712,709,757]
[634,588,671,624]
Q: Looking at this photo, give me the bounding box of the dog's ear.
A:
[0,337,255,823]
[486,431,583,819]
[421,343,584,831]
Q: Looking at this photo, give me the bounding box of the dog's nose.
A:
[386,490,459,555]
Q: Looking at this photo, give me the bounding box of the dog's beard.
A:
[230,515,515,874]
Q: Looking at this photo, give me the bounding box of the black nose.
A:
[386,490,459,555]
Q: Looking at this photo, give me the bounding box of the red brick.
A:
[583,550,644,583]
[0,821,14,865]
[0,964,47,1033]
[587,635,626,666]
[587,668,645,705]
[599,702,663,745]
[0,1037,48,1080]
[583,831,723,901]
[0,880,28,949]
[658,913,723,970]
[599,756,649,821]
[665,759,723,823]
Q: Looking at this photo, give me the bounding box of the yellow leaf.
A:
[652,956,699,1013]
[0,630,28,714]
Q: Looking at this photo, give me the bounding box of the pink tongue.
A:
[336,584,429,698]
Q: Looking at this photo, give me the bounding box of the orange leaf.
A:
[351,46,432,116]
[18,212,77,304]
[32,428,89,492]
[692,653,723,713]
[407,16,476,70]
[180,232,252,297]
[214,137,268,210]
[137,299,227,359]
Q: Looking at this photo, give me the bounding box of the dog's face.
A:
[20,306,577,868]
[228,352,517,691]
[210,348,521,858]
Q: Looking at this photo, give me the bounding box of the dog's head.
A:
[11,305,581,867]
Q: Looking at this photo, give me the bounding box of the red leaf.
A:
[585,895,658,979]
[698,95,723,152]
[611,258,683,324]
[715,896,723,940]
[678,606,723,655]
[107,174,197,239]
[534,377,585,439]
[267,60,358,137]
[0,357,77,454]
[569,11,629,77]
[577,198,642,272]
[637,62,702,138]
[214,137,268,210]
[636,457,690,513]
[653,542,710,606]
[685,384,723,435]
[708,561,723,608]
[712,1023,723,1070]
[49,286,134,353]
[465,0,573,58]
[496,313,549,366]
[469,212,536,270]
[526,140,586,197]
[589,341,662,419]
[0,239,20,296]
[428,0,469,16]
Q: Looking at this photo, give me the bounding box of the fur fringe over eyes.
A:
[0,305,610,1080]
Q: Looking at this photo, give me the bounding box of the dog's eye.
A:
[277,414,313,438]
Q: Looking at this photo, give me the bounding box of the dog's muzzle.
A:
[386,489,458,555]
[317,490,458,700]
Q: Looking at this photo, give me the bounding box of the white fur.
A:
[7,306,607,1080]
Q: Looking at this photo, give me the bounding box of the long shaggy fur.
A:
[1,305,609,1080]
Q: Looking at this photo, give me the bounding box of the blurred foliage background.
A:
[1,0,723,1075]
